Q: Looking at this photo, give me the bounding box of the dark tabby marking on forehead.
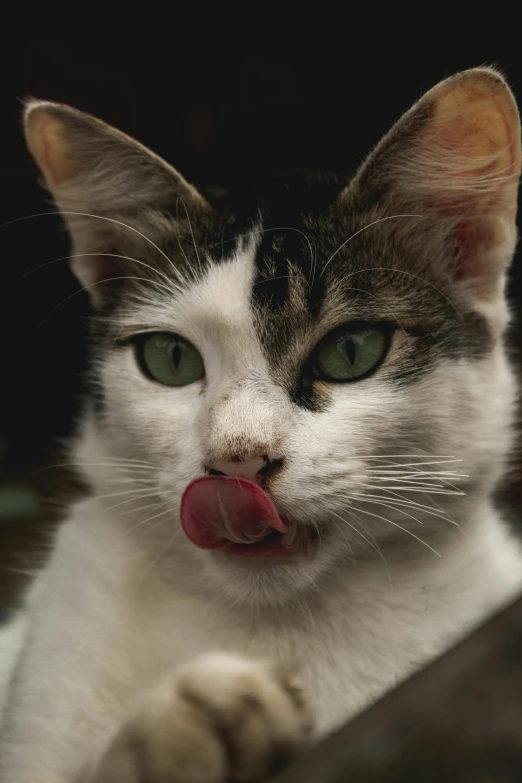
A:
[250,172,340,316]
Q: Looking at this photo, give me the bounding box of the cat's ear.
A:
[24,100,210,295]
[343,68,521,300]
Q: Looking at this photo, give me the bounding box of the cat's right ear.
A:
[24,100,211,295]
[337,68,521,303]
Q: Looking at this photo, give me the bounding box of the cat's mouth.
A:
[180,476,316,562]
[219,523,318,562]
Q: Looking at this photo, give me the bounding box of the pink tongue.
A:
[180,476,288,549]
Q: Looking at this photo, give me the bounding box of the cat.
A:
[1,66,522,783]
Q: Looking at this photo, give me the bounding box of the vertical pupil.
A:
[344,337,356,364]
[172,343,182,369]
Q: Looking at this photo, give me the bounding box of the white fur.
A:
[1,238,522,781]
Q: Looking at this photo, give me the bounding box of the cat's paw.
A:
[83,652,313,783]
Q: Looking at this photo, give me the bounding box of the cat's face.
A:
[25,68,521,605]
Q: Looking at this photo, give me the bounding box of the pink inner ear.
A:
[405,76,520,292]
[93,254,123,283]
[451,207,515,290]
[429,179,515,288]
[453,219,491,281]
[72,248,124,290]
[28,113,84,187]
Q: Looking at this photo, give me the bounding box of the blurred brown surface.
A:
[275,592,522,783]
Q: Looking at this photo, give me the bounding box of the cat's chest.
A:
[129,584,422,734]
[40,509,522,737]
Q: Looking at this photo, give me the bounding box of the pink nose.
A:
[208,457,268,485]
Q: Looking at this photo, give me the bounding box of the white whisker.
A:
[353,489,455,519]
[176,197,203,277]
[94,488,161,502]
[3,210,188,283]
[124,507,173,536]
[39,275,179,329]
[114,500,166,519]
[332,264,462,317]
[330,519,355,560]
[321,215,422,276]
[33,459,157,473]
[105,493,161,513]
[363,457,463,465]
[356,483,464,496]
[331,510,386,560]
[349,504,441,556]
[102,478,158,485]
[136,527,179,590]
[60,211,182,279]
[17,252,181,295]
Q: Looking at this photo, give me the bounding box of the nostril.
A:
[256,458,283,478]
[206,457,271,482]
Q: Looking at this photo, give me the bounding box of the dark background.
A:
[1,22,522,606]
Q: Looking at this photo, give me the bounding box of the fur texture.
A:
[1,68,522,782]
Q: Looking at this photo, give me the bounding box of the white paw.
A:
[83,652,313,783]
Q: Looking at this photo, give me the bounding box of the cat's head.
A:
[25,68,521,605]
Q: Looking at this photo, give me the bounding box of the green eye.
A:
[139,333,205,386]
[314,326,387,381]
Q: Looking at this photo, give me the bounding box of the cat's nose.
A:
[207,457,280,485]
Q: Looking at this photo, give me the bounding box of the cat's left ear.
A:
[341,68,521,301]
[24,100,211,294]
